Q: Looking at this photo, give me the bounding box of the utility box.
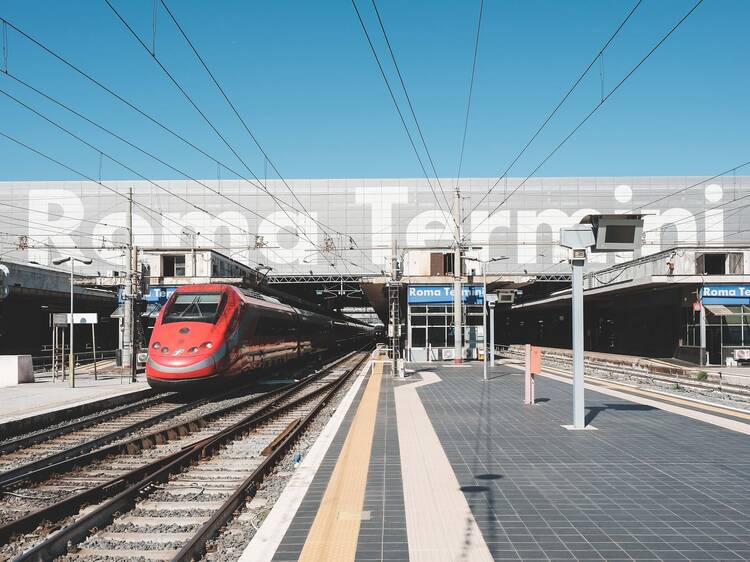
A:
[0,355,34,387]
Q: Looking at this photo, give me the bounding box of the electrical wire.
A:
[0,16,341,254]
[466,0,703,239]
[455,0,484,186]
[157,0,336,241]
[368,0,452,214]
[350,0,452,231]
[104,0,324,250]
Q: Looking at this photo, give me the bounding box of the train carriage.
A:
[146,284,371,389]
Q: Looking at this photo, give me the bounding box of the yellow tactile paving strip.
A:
[297,359,383,562]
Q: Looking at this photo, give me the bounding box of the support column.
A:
[572,259,585,429]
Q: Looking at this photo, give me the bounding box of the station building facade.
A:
[2,176,750,364]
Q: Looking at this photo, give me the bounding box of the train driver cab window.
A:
[163,293,224,324]
[163,255,186,277]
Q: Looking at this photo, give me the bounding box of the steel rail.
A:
[0,393,169,456]
[0,397,205,490]
[174,351,370,561]
[16,350,368,561]
[0,349,362,547]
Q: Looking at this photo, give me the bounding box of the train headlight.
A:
[161,347,169,354]
[152,342,161,350]
[201,341,213,349]
[188,346,198,354]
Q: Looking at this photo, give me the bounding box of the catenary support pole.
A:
[453,187,462,364]
[69,258,75,388]
[483,265,487,381]
[572,258,585,429]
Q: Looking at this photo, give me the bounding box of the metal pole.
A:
[123,186,133,376]
[92,323,98,380]
[572,258,585,429]
[699,299,707,366]
[61,326,66,382]
[483,265,487,381]
[52,324,57,381]
[453,188,462,364]
[130,247,138,383]
[69,258,75,388]
[490,302,495,367]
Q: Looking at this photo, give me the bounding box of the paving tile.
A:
[415,362,750,562]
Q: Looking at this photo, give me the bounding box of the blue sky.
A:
[0,0,747,181]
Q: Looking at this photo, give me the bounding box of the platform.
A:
[0,369,150,428]
[244,358,750,561]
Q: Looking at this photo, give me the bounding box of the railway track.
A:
[1,349,370,561]
[500,347,750,402]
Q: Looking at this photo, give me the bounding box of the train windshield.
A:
[162,293,224,324]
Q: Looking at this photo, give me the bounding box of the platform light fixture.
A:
[559,214,644,430]
[52,256,93,388]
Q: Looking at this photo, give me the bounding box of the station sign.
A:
[407,284,484,305]
[118,286,176,304]
[52,313,98,326]
[700,285,750,305]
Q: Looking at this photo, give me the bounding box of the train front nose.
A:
[146,323,223,382]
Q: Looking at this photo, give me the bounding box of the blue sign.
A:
[144,287,176,304]
[118,286,176,304]
[701,285,750,305]
[408,284,484,305]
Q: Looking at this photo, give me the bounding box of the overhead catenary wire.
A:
[466,0,703,239]
[103,0,322,249]
[350,0,453,235]
[0,85,332,260]
[467,1,643,223]
[466,0,642,218]
[455,0,484,186]
[157,0,333,241]
[368,0,453,216]
[0,17,344,255]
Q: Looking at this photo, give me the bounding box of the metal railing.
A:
[32,349,117,374]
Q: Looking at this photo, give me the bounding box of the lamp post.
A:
[53,256,93,388]
[475,256,508,382]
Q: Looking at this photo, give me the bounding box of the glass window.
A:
[466,314,483,326]
[412,327,426,347]
[163,293,223,324]
[411,315,426,326]
[428,327,446,347]
[411,306,426,314]
[428,315,447,326]
[427,306,446,314]
[723,325,742,346]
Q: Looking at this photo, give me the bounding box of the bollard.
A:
[524,344,541,405]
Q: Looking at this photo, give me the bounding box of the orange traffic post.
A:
[524,344,541,405]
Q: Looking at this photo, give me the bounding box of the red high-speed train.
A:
[146,284,373,390]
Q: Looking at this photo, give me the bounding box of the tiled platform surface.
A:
[273,361,750,561]
[418,364,750,561]
[273,363,407,561]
